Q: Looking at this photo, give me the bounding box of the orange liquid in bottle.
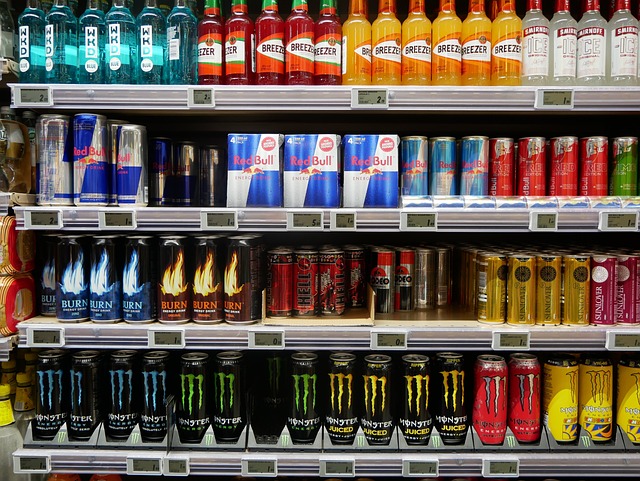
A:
[371,0,401,84]
[432,0,462,85]
[491,0,522,85]
[342,0,372,84]
[401,0,431,85]
[461,0,492,85]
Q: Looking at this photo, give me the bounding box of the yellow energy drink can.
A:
[617,354,640,444]
[536,254,562,325]
[543,353,579,443]
[507,254,536,325]
[476,251,507,324]
[562,254,591,325]
[579,355,613,442]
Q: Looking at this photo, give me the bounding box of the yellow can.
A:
[536,255,562,325]
[617,354,640,444]
[543,353,579,443]
[476,251,507,324]
[507,254,536,325]
[579,355,613,442]
[562,254,590,325]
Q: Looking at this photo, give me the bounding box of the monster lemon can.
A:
[177,352,210,444]
[543,353,579,443]
[617,354,640,444]
[399,354,432,445]
[326,352,359,445]
[579,355,613,443]
[212,351,245,443]
[433,352,468,444]
[287,352,321,444]
[361,354,394,445]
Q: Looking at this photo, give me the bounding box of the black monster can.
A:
[34,349,69,440]
[361,354,394,445]
[326,352,359,445]
[105,350,139,440]
[177,352,210,443]
[287,352,321,444]
[212,351,246,443]
[400,353,432,445]
[68,350,102,440]
[433,352,468,444]
[140,351,170,442]
[251,352,287,441]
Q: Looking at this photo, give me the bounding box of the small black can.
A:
[177,352,210,443]
[433,352,468,445]
[287,351,321,444]
[400,354,432,445]
[212,351,245,443]
[140,351,170,442]
[326,352,359,445]
[34,349,69,440]
[105,350,139,440]
[361,354,394,445]
[68,350,102,440]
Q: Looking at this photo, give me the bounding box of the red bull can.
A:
[517,137,546,196]
[617,255,639,324]
[400,136,429,196]
[116,125,148,206]
[73,113,108,206]
[549,136,579,196]
[590,255,617,325]
[149,137,172,207]
[610,137,638,196]
[36,114,73,206]
[429,137,457,195]
[473,354,508,445]
[460,136,489,196]
[489,137,514,196]
[173,141,198,207]
[579,136,608,196]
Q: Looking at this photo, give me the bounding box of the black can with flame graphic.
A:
[157,236,191,323]
[192,235,225,323]
[433,352,468,445]
[400,354,432,445]
[361,354,394,445]
[326,352,359,445]
[224,235,263,324]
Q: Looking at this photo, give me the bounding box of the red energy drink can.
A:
[616,255,638,325]
[508,352,541,443]
[489,137,515,196]
[267,248,293,317]
[517,137,546,196]
[344,245,366,308]
[319,248,346,316]
[293,249,319,316]
[591,255,618,325]
[579,136,609,196]
[549,136,579,196]
[370,247,395,314]
[395,248,415,311]
[473,354,508,445]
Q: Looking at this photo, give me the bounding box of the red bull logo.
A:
[402,159,427,174]
[351,156,394,168]
[73,146,106,158]
[290,155,332,169]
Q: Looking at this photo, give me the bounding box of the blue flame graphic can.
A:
[38,233,58,316]
[90,235,122,323]
[116,124,148,206]
[401,136,429,196]
[460,136,489,196]
[107,119,127,205]
[123,235,156,323]
[149,137,172,206]
[56,235,89,322]
[429,137,458,195]
[36,114,73,206]
[73,113,108,206]
[173,141,198,206]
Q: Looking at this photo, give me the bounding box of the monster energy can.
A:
[68,350,102,441]
[252,353,287,442]
[177,352,210,443]
[362,354,394,445]
[433,352,468,445]
[105,350,138,440]
[34,349,69,440]
[579,355,613,443]
[288,352,321,444]
[543,353,579,443]
[326,352,359,445]
[212,351,245,443]
[400,354,432,445]
[616,354,640,444]
[473,354,508,445]
[140,351,170,442]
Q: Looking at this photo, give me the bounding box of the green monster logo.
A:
[363,375,387,416]
[440,370,465,411]
[181,374,205,415]
[267,356,281,395]
[215,373,235,409]
[405,374,429,415]
[292,374,317,415]
[329,373,353,414]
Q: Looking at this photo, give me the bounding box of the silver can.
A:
[107,119,127,205]
[415,247,436,309]
[36,114,73,206]
[116,124,148,206]
[199,145,224,207]
[436,246,452,307]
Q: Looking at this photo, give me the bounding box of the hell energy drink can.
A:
[616,255,638,324]
[225,235,264,324]
[56,235,90,322]
[199,145,225,207]
[536,255,562,326]
[476,251,507,324]
[293,249,319,316]
[90,235,122,323]
[288,352,321,444]
[508,353,541,443]
[579,136,608,196]
[158,236,190,324]
[400,354,432,445]
[212,351,246,443]
[319,249,346,316]
[267,248,293,317]
[562,254,590,325]
[38,233,57,316]
[429,137,457,195]
[590,255,617,325]
[370,247,395,314]
[610,137,638,196]
[549,136,579,196]
[34,349,69,440]
[433,352,468,445]
[192,235,225,323]
[326,352,359,445]
[436,246,452,307]
[177,352,210,443]
[73,113,108,205]
[123,236,156,323]
[173,141,198,206]
[543,353,579,443]
[344,245,365,308]
[68,350,102,441]
[507,254,536,325]
[395,248,415,311]
[117,124,148,206]
[140,351,170,442]
[400,136,429,196]
[149,137,172,206]
[616,354,640,444]
[415,247,436,310]
[460,136,489,196]
[489,137,515,196]
[36,114,73,206]
[107,119,127,205]
[579,355,613,442]
[362,354,394,445]
[105,350,138,440]
[517,137,546,196]
[473,354,507,445]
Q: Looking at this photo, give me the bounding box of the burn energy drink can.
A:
[579,355,613,442]
[400,353,432,445]
[90,235,122,323]
[68,350,102,441]
[326,352,359,445]
[38,233,57,316]
[105,350,138,440]
[473,354,507,445]
[192,235,225,323]
[508,353,541,443]
[140,351,170,442]
[433,352,468,445]
[543,353,579,443]
[177,352,210,443]
[212,351,246,443]
[361,354,394,445]
[123,236,156,323]
[157,236,190,324]
[400,136,429,196]
[288,352,321,444]
[225,235,263,324]
[73,113,108,205]
[56,235,90,322]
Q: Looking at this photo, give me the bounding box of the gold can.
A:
[476,251,507,324]
[579,355,613,442]
[616,354,640,444]
[507,254,536,325]
[562,254,591,325]
[536,255,562,325]
[543,353,579,443]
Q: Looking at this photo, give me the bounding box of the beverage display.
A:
[371,0,401,85]
[361,354,394,445]
[341,0,371,85]
[224,0,253,85]
[606,0,638,85]
[473,354,507,445]
[521,0,549,85]
[577,0,607,85]
[136,0,167,84]
[78,0,105,83]
[461,0,491,86]
[45,0,78,84]
[167,0,198,84]
[491,0,522,86]
[433,352,467,444]
[177,352,209,443]
[400,0,429,85]
[105,0,136,84]
[508,353,541,442]
[212,351,246,443]
[18,0,47,83]
[285,0,314,85]
[400,353,431,445]
[326,352,358,445]
[549,0,577,85]
[287,351,320,443]
[431,0,462,86]
[255,0,285,85]
[197,0,224,85]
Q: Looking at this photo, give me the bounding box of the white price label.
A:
[330,210,356,231]
[242,458,278,477]
[402,459,439,477]
[127,457,163,475]
[17,87,53,106]
[371,331,408,350]
[482,459,520,478]
[24,210,63,229]
[492,331,530,350]
[165,458,190,476]
[534,89,574,110]
[148,329,185,348]
[400,211,437,231]
[249,330,285,349]
[606,331,640,350]
[98,210,137,230]
[320,459,355,477]
[28,328,64,348]
[599,211,639,231]
[15,456,50,473]
[200,210,239,230]
[187,87,215,108]
[351,88,389,109]
[287,211,324,230]
[529,211,558,231]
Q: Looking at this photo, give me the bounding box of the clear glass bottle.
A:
[521,0,550,85]
[577,0,607,85]
[18,0,46,82]
[44,0,77,83]
[0,0,16,61]
[78,0,105,83]
[136,0,167,84]
[105,0,136,84]
[606,0,638,85]
[549,0,577,85]
[167,0,198,84]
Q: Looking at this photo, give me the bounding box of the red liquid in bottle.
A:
[314,0,342,85]
[285,0,314,85]
[224,0,254,84]
[198,0,224,84]
[255,0,285,85]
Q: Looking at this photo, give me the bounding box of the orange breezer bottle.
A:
[371,0,401,84]
[401,0,431,85]
[255,0,285,85]
[461,0,492,85]
[285,0,315,85]
[432,0,463,85]
[491,0,522,85]
[342,0,372,84]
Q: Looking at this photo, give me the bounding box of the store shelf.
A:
[0,335,17,362]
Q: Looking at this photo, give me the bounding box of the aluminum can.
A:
[320,248,346,315]
[177,352,210,443]
[579,136,608,196]
[34,349,69,440]
[293,249,319,316]
[508,353,541,443]
[460,136,489,196]
[344,245,365,308]
[400,354,432,445]
[370,247,395,314]
[476,251,507,324]
[400,136,429,196]
[362,354,394,445]
[123,236,156,323]
[543,353,579,443]
[173,141,198,206]
[90,235,122,323]
[415,247,436,309]
[436,246,452,306]
[199,145,225,207]
[507,254,536,325]
[433,352,468,444]
[149,137,172,206]
[517,137,546,196]
[38,233,57,316]
[616,255,639,324]
[429,136,457,195]
[549,136,579,196]
[616,354,640,444]
[56,235,89,322]
[73,113,108,205]
[579,355,613,442]
[562,254,591,325]
[68,350,102,440]
[326,352,359,445]
[105,350,138,440]
[140,351,170,442]
[489,137,515,196]
[192,235,225,323]
[107,119,127,205]
[610,136,638,196]
[394,248,415,311]
[213,351,246,443]
[157,236,190,324]
[225,235,263,324]
[251,353,287,440]
[535,254,562,326]
[590,255,617,325]
[473,354,507,445]
[462,247,477,311]
[116,124,148,206]
[288,352,321,444]
[36,114,73,206]
[267,247,293,317]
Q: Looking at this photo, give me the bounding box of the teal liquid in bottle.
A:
[105,0,136,83]
[136,0,167,84]
[18,0,47,83]
[45,0,78,83]
[167,0,197,84]
[78,0,105,83]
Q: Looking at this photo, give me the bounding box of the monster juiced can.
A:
[617,354,640,444]
[213,351,246,443]
[90,235,123,323]
[433,352,467,444]
[473,354,507,445]
[508,353,541,443]
[579,355,613,442]
[507,254,536,325]
[158,236,190,324]
[140,351,170,442]
[68,350,102,441]
[610,137,638,196]
[476,251,507,324]
[192,235,225,323]
[535,254,562,326]
[326,352,359,445]
[400,354,432,445]
[34,349,69,440]
[105,350,139,440]
[562,254,591,325]
[56,235,90,322]
[123,236,156,323]
[362,354,394,445]
[177,352,210,444]
[543,353,579,443]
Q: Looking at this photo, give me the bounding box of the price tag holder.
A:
[24,209,63,229]
[606,330,640,350]
[330,210,356,231]
[249,330,285,350]
[148,328,186,349]
[27,327,65,348]
[534,89,574,110]
[492,331,530,351]
[200,209,239,230]
[286,210,324,231]
[187,87,215,109]
[164,457,190,476]
[98,210,137,230]
[400,211,437,231]
[370,330,408,350]
[14,455,50,474]
[15,86,53,107]
[402,458,439,477]
[350,88,389,109]
[529,211,558,231]
[599,211,639,231]
[319,458,355,477]
[482,458,520,478]
[126,457,163,476]
[242,457,278,477]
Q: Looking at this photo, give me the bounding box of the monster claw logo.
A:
[404,374,428,415]
[292,374,317,415]
[70,369,83,409]
[267,356,282,395]
[38,369,64,410]
[440,370,465,411]
[566,370,578,403]
[215,373,236,409]
[143,370,166,411]
[181,374,205,415]
[329,373,353,414]
[516,373,539,414]
[482,376,505,416]
[110,369,133,410]
[363,375,387,416]
[631,373,640,404]
[586,369,612,404]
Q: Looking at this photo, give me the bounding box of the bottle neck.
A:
[408,0,424,15]
[615,0,630,11]
[86,0,100,9]
[145,0,159,9]
[583,0,600,12]
[204,0,221,16]
[261,0,278,13]
[468,0,485,13]
[527,0,541,10]
[378,0,395,14]
[319,0,337,17]
[112,0,126,8]
[439,0,455,13]
[554,0,570,12]
[348,0,366,16]
[230,0,248,14]
[499,0,515,13]
[53,0,68,7]
[291,0,308,12]
[26,0,42,9]
[175,0,188,8]
[0,396,14,427]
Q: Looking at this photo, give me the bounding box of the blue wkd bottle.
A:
[166,0,197,84]
[78,0,106,83]
[105,0,136,83]
[18,0,47,83]
[45,0,78,83]
[136,0,167,84]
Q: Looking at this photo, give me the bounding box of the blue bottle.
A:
[18,0,47,83]
[45,0,78,83]
[78,0,106,83]
[105,0,136,84]
[135,0,167,84]
[166,0,197,84]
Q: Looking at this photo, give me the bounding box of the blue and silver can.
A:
[107,119,127,205]
[150,137,172,206]
[429,137,457,196]
[122,235,156,323]
[90,235,122,323]
[460,136,489,196]
[401,136,429,196]
[116,124,148,206]
[36,114,73,206]
[39,233,58,316]
[56,235,89,322]
[173,141,198,206]
[73,113,108,206]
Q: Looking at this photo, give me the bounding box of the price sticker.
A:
[187,87,215,108]
[534,89,574,110]
[98,210,137,230]
[330,210,356,231]
[148,329,185,349]
[287,211,324,230]
[351,88,389,109]
[242,458,278,477]
[24,210,63,229]
[400,211,437,231]
[28,328,64,348]
[127,457,163,475]
[200,210,239,230]
[529,211,558,231]
[482,459,520,478]
[402,459,439,477]
[320,459,355,477]
[165,458,190,476]
[16,87,53,107]
[606,331,640,350]
[492,331,530,350]
[599,211,638,231]
[15,456,50,473]
[249,330,285,349]
[371,330,408,350]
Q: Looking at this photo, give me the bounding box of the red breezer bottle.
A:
[255,0,285,84]
[197,0,224,84]
[314,0,341,85]
[224,0,254,84]
[285,0,315,84]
